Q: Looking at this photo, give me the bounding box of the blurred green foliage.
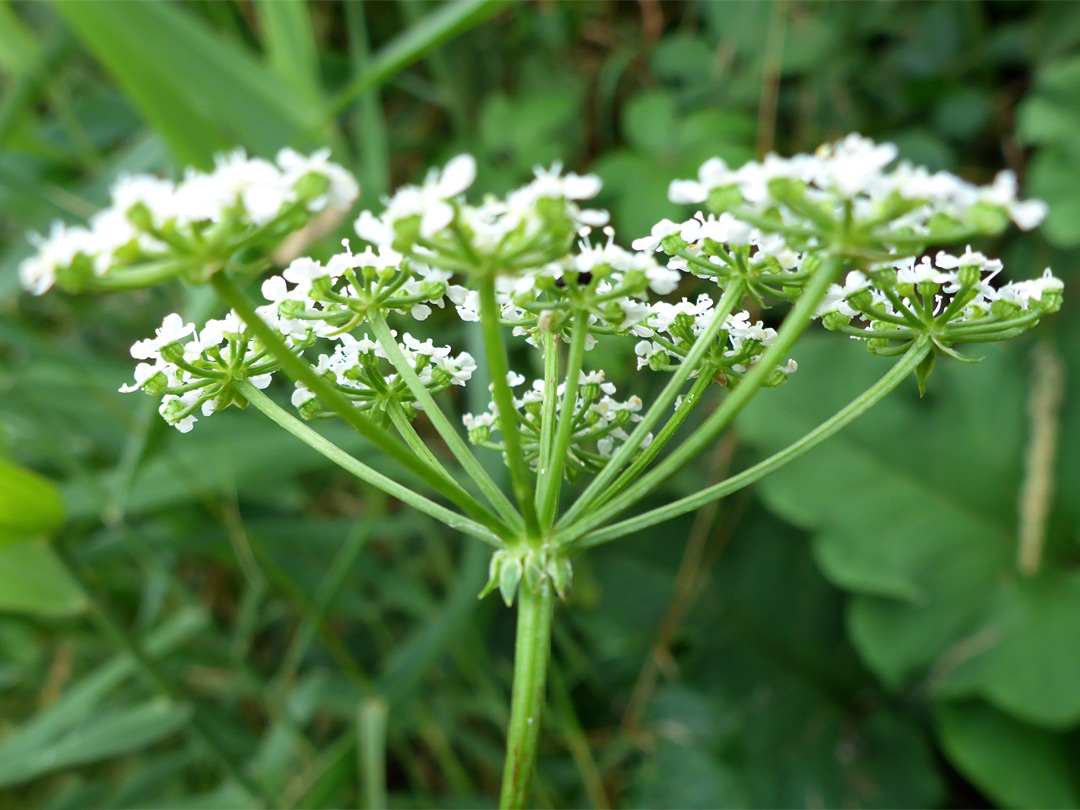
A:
[1,1,1078,807]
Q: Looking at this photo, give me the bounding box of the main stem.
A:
[500,577,555,809]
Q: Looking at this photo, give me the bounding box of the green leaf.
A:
[52,0,319,166]
[1016,55,1080,247]
[582,508,944,808]
[936,701,1080,809]
[0,539,86,616]
[0,698,192,788]
[739,336,1080,727]
[0,458,65,546]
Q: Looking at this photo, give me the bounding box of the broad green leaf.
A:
[0,698,192,788]
[583,508,944,808]
[739,336,1080,727]
[53,0,319,166]
[937,701,1080,808]
[0,539,85,616]
[0,458,65,545]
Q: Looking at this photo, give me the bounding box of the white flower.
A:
[276,147,360,212]
[632,219,682,252]
[131,314,195,360]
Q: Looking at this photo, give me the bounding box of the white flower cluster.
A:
[817,246,1063,353]
[120,313,279,433]
[291,331,475,422]
[353,154,607,273]
[633,295,797,386]
[633,212,805,301]
[258,240,458,340]
[464,370,653,480]
[458,230,684,346]
[20,148,358,296]
[668,134,1047,239]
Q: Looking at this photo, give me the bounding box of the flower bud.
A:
[160,342,186,364]
[297,397,323,420]
[125,202,155,233]
[848,288,874,311]
[660,232,688,254]
[966,202,1009,236]
[821,311,851,331]
[957,264,982,288]
[294,171,331,205]
[467,424,491,444]
[706,184,743,215]
[141,371,170,396]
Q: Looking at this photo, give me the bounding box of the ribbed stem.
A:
[499,578,555,809]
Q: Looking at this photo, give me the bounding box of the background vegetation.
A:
[2,1,1079,807]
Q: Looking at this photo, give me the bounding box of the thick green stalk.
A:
[237,381,501,546]
[499,578,555,809]
[569,336,931,550]
[536,314,588,528]
[368,310,523,533]
[211,273,509,537]
[557,257,845,542]
[478,275,540,538]
[559,280,746,528]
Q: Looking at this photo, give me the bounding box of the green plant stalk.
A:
[557,256,845,543]
[596,364,718,508]
[536,314,588,528]
[570,336,932,550]
[358,697,389,810]
[499,577,555,809]
[478,274,540,539]
[237,381,502,546]
[212,273,510,537]
[559,280,747,527]
[534,330,560,504]
[385,399,460,485]
[368,309,523,533]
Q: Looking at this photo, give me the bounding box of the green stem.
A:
[597,365,718,508]
[478,274,540,538]
[560,280,747,528]
[569,336,931,551]
[358,697,389,810]
[557,256,844,543]
[237,381,502,546]
[386,399,457,483]
[534,330,560,507]
[536,314,588,528]
[368,310,523,533]
[499,578,555,809]
[211,273,509,537]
